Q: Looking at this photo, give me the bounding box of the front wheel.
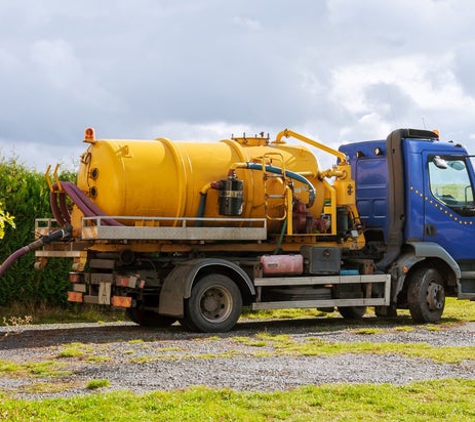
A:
[407,268,445,323]
[184,274,242,333]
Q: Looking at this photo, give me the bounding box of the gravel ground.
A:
[0,317,474,400]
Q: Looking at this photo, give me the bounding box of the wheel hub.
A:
[200,287,232,322]
[426,282,444,311]
[203,293,221,312]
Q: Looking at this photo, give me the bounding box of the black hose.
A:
[0,247,30,278]
[0,225,72,278]
[245,163,316,207]
[1,177,123,278]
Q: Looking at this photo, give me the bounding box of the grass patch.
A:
[128,350,240,364]
[86,379,111,390]
[242,307,328,320]
[0,380,474,421]
[0,359,70,378]
[394,326,415,332]
[232,336,268,347]
[444,297,475,321]
[291,340,474,363]
[241,297,475,326]
[57,342,92,359]
[227,333,475,364]
[352,328,385,335]
[0,291,473,328]
[21,381,79,395]
[0,302,127,326]
[86,355,111,363]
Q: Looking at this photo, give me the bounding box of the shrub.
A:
[0,155,76,308]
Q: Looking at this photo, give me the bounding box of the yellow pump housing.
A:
[75,131,325,234]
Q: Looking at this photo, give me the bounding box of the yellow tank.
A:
[75,131,324,233]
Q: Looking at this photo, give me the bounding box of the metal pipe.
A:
[274,128,348,163]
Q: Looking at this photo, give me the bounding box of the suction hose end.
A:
[0,224,73,278]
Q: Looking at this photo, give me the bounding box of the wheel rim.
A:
[426,281,444,311]
[198,285,233,323]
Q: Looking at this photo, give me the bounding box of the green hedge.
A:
[0,156,76,308]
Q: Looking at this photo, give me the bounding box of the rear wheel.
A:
[126,308,176,327]
[337,306,367,319]
[184,274,242,333]
[407,267,445,323]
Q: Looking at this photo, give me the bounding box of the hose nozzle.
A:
[0,224,72,278]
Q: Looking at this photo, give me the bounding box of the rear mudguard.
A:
[158,258,255,318]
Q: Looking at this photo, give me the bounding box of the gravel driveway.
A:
[0,317,474,400]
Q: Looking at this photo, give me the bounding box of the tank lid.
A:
[232,132,270,146]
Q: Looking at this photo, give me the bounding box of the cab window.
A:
[428,155,475,216]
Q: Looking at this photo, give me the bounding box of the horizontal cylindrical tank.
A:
[75,134,324,232]
[261,254,304,276]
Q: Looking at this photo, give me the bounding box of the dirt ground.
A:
[0,317,474,400]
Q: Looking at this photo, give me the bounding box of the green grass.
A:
[241,296,475,326]
[86,379,111,390]
[0,302,127,326]
[0,380,473,421]
[231,333,475,364]
[0,359,70,378]
[0,297,474,420]
[1,294,473,327]
[57,342,91,359]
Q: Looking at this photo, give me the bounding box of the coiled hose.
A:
[50,181,122,227]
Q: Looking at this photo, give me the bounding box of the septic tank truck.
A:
[1,127,474,332]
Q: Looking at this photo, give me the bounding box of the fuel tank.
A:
[76,132,324,232]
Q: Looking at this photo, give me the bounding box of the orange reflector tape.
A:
[112,296,132,308]
[67,291,83,303]
[116,275,129,287]
[117,275,137,288]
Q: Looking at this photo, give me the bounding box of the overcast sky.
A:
[1,0,475,171]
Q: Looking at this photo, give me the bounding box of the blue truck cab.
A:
[340,128,475,321]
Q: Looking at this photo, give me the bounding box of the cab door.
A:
[423,152,475,260]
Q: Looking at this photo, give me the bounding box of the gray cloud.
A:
[1,0,475,171]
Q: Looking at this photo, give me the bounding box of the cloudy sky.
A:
[1,0,475,171]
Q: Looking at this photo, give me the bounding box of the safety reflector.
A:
[69,273,81,283]
[116,275,137,288]
[67,291,83,303]
[112,296,132,308]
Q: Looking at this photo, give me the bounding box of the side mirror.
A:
[448,161,466,171]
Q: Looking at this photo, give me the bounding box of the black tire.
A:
[407,267,445,323]
[126,308,176,327]
[184,274,242,333]
[337,306,367,319]
[178,316,198,331]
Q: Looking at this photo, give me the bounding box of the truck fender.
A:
[158,258,256,318]
[390,242,461,300]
